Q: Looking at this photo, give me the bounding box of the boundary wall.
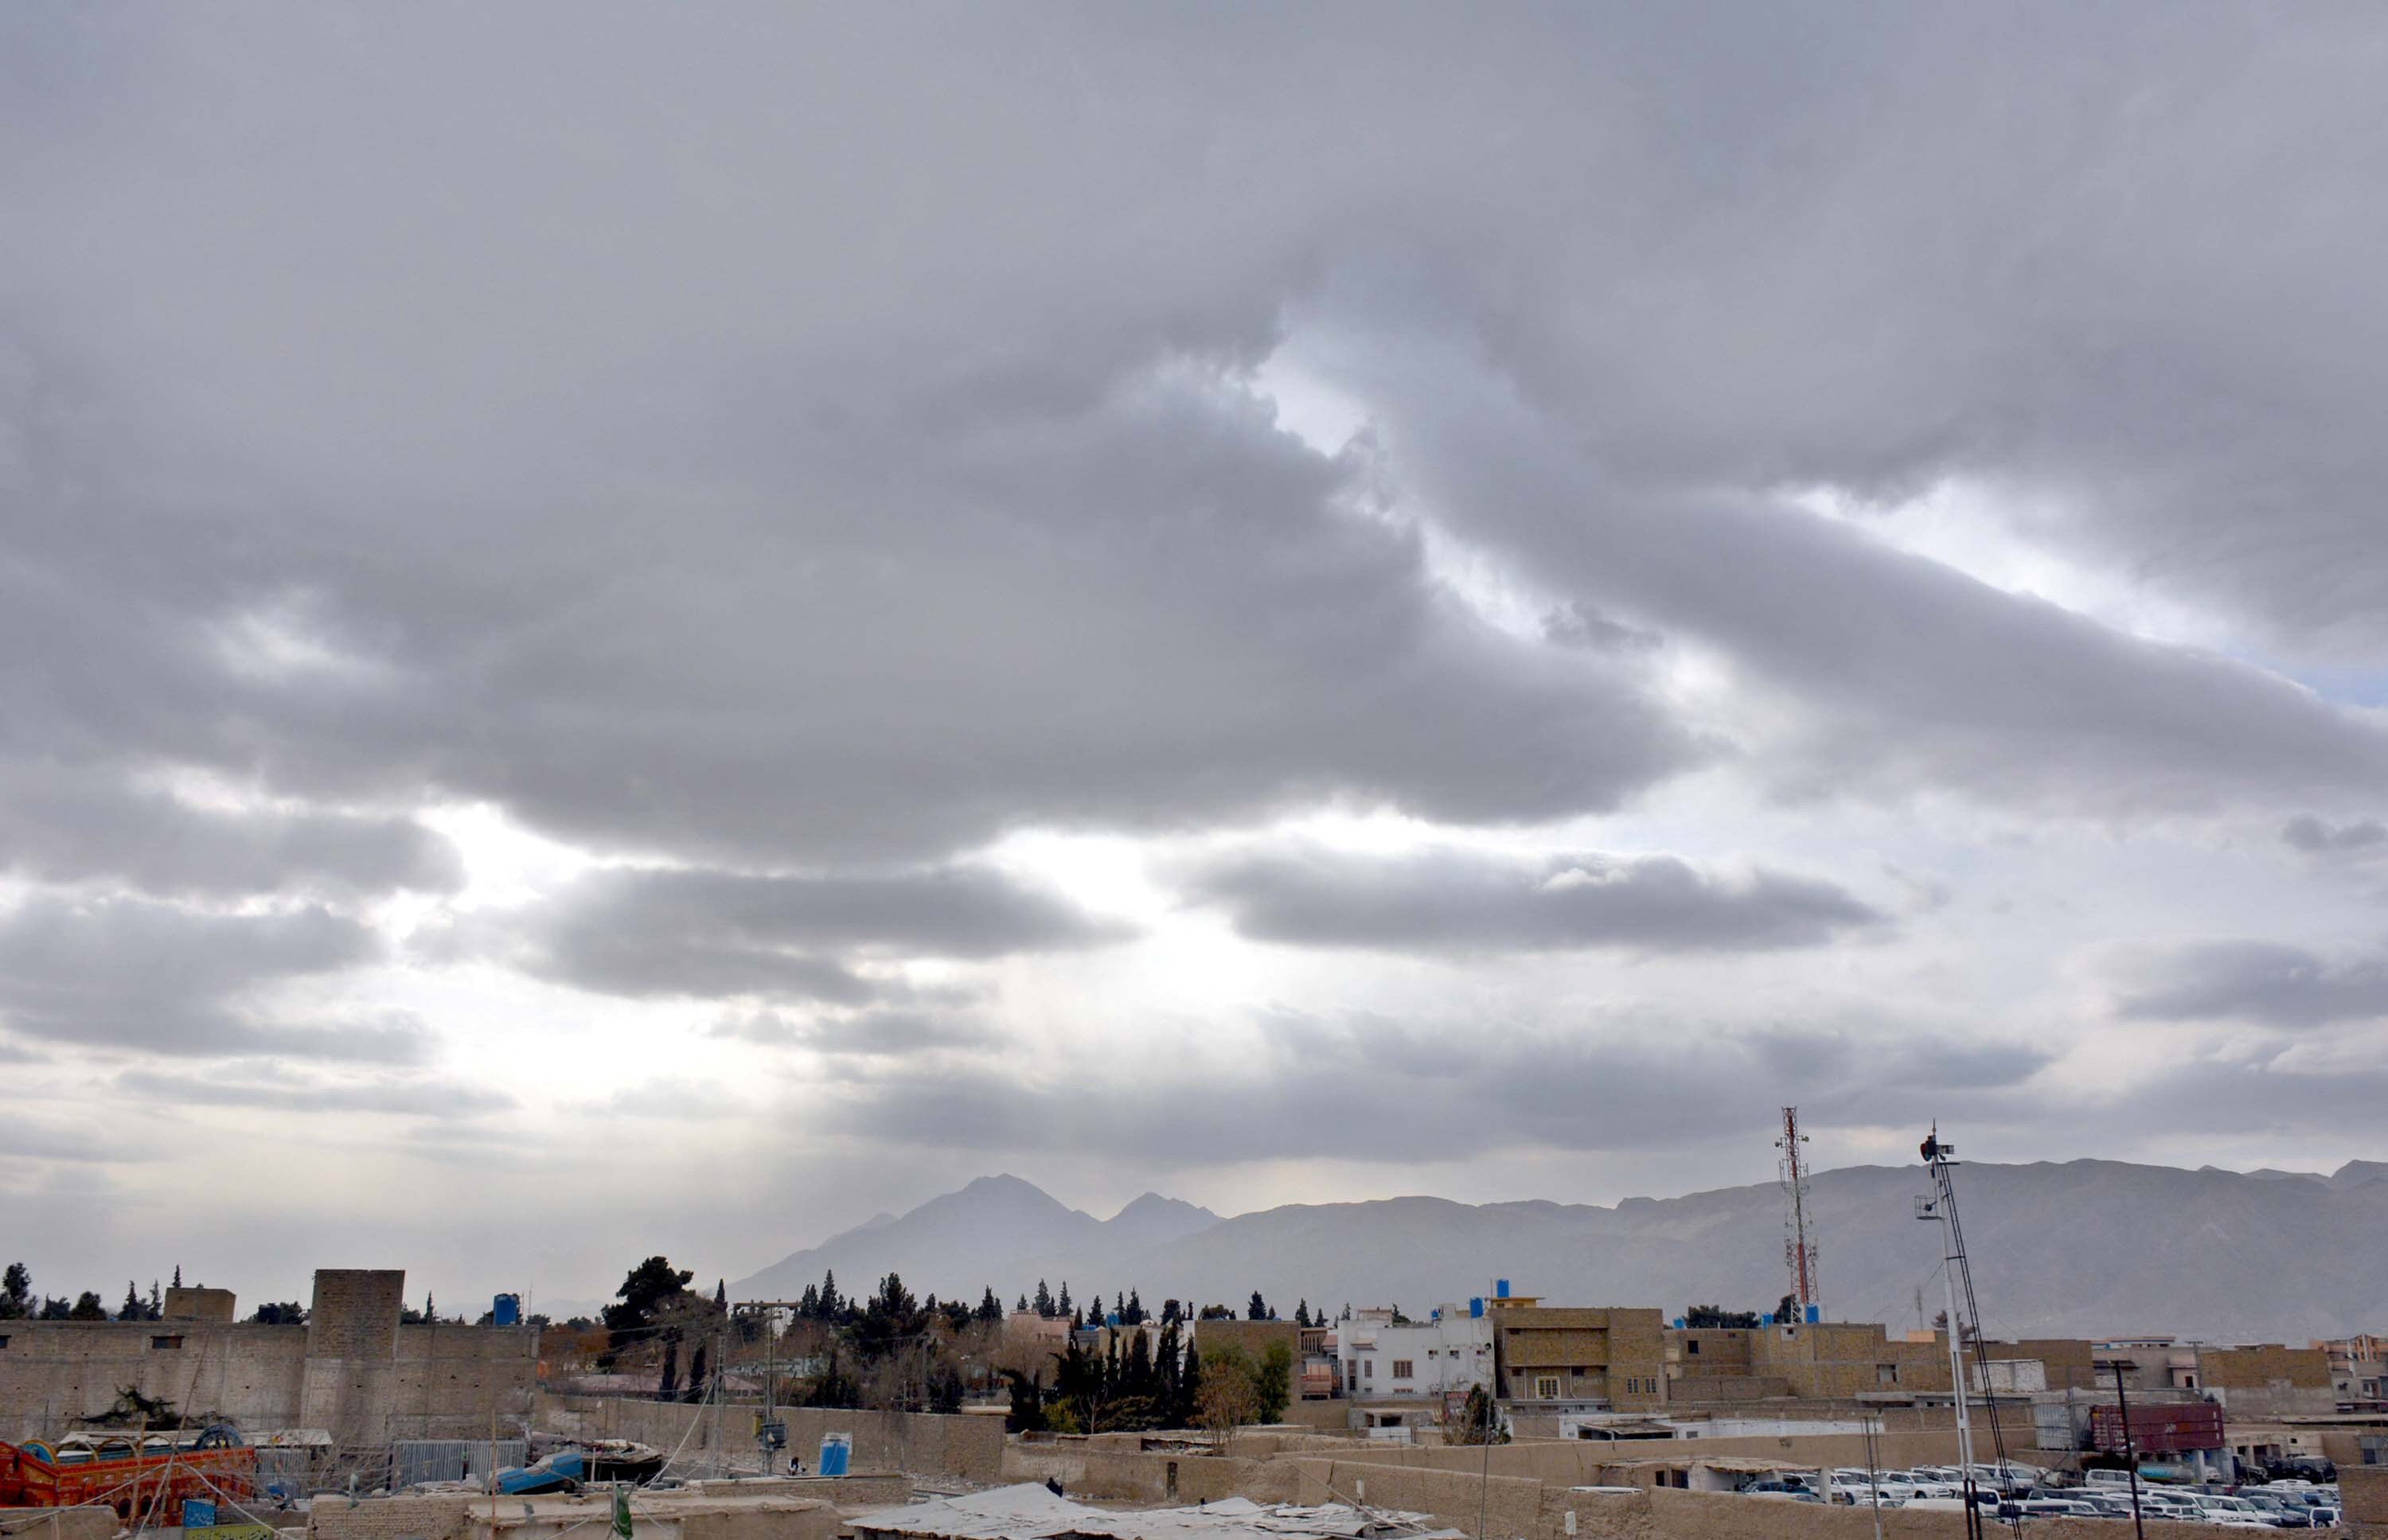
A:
[533,1394,1003,1481]
[1284,1456,2254,1540]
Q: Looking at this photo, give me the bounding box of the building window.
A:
[1391,1360,1413,1379]
[150,1335,185,1351]
[1535,1376,1561,1399]
[1687,1340,1699,1355]
[0,1335,10,1349]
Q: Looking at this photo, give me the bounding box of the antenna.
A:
[1776,1106,1820,1321]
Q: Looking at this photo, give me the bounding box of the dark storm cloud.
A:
[0,764,461,896]
[0,896,412,1059]
[2113,940,2388,1028]
[820,1011,2051,1164]
[1305,302,2388,811]
[0,2,2373,886]
[495,864,1128,1002]
[1182,844,1882,953]
[2282,815,2388,856]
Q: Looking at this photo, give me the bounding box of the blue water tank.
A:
[1805,1304,1820,1325]
[1495,1279,1510,1299]
[1469,1297,1485,1318]
[1760,1312,1774,1326]
[492,1293,521,1326]
[1672,1317,1685,1329]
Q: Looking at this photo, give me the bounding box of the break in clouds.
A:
[4,2,2388,1302]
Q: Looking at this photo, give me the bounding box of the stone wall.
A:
[1285,1455,2250,1540]
[2343,1464,2388,1538]
[166,1289,240,1324]
[1003,1443,1297,1504]
[0,1273,537,1449]
[0,1322,311,1441]
[0,1507,123,1540]
[388,1324,541,1441]
[307,1492,476,1540]
[300,1272,408,1455]
[533,1395,1005,1481]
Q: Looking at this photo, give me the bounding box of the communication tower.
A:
[1776,1105,1820,1321]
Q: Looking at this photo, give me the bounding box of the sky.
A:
[4,2,2388,1316]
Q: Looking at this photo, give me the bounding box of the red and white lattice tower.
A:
[1776,1106,1820,1320]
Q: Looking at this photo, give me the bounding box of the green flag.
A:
[611,1482,632,1540]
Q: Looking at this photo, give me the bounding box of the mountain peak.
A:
[963,1172,1052,1197]
[2330,1159,2388,1190]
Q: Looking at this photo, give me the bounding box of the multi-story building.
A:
[2093,1338,2336,1417]
[2314,1335,2388,1406]
[1662,1320,1952,1403]
[1490,1304,1666,1410]
[1336,1305,1491,1402]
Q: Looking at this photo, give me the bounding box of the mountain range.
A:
[729,1160,2388,1343]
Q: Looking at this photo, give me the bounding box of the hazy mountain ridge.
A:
[731,1160,2388,1341]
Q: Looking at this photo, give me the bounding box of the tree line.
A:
[0,1263,307,1324]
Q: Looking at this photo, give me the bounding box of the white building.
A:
[1337,1304,1492,1401]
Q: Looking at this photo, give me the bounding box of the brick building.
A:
[1492,1306,1667,1410]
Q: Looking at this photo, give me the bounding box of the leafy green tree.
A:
[1160,1298,1181,1326]
[602,1256,693,1363]
[1294,1300,1310,1328]
[1175,1338,1203,1428]
[853,1272,929,1361]
[975,1287,1004,1324]
[68,1291,107,1320]
[38,1296,72,1320]
[1016,1293,1029,1314]
[250,1301,306,1324]
[1253,1341,1292,1422]
[798,1283,821,1317]
[804,1349,861,1409]
[1,1263,33,1320]
[1683,1304,1760,1329]
[1246,1291,1269,1321]
[1775,1293,1797,1323]
[1001,1368,1047,1433]
[1446,1385,1508,1444]
[1053,1335,1102,1430]
[657,1336,681,1401]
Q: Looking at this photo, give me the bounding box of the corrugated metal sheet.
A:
[391,1439,527,1487]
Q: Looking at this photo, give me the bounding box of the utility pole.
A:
[2113,1362,2145,1540]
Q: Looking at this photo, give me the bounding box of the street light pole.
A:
[2113,1362,2145,1540]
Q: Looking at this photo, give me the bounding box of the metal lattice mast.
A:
[1777,1106,1820,1320]
[1918,1126,2022,1538]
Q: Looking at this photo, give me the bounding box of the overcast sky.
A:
[5,3,2387,1314]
